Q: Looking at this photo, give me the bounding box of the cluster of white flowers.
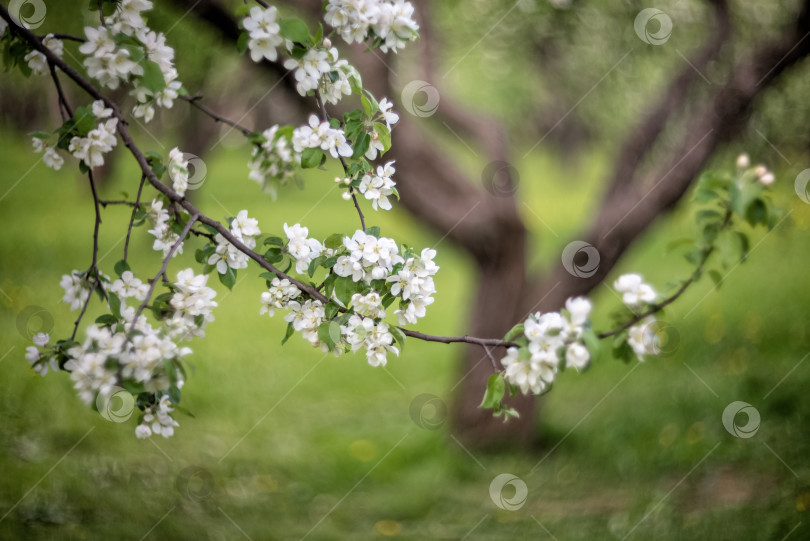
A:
[243,6,285,63]
[284,299,326,346]
[260,277,301,317]
[334,230,399,282]
[282,45,358,104]
[209,210,261,274]
[146,199,182,258]
[167,147,189,196]
[283,222,324,273]
[387,247,438,325]
[25,333,58,376]
[80,0,182,123]
[324,0,419,52]
[614,273,657,307]
[135,395,179,438]
[292,114,353,159]
[342,315,398,366]
[31,136,65,171]
[501,297,593,395]
[60,270,108,311]
[248,126,296,196]
[110,271,149,301]
[24,34,63,76]
[69,117,119,169]
[256,224,440,366]
[358,161,397,210]
[168,268,218,340]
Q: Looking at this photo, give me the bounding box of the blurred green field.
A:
[2,125,810,541]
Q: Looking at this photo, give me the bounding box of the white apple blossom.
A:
[284,299,326,346]
[324,0,419,52]
[249,126,296,196]
[60,272,92,311]
[283,222,324,274]
[110,271,149,301]
[358,161,397,210]
[292,114,353,159]
[243,6,283,63]
[614,273,657,307]
[378,97,399,128]
[168,147,189,196]
[69,118,119,168]
[24,35,63,76]
[260,278,301,317]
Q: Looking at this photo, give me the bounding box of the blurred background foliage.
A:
[1,0,810,539]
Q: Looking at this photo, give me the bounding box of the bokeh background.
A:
[2,0,810,539]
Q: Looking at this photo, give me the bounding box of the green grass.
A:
[2,127,810,540]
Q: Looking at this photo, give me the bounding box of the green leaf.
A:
[365,226,381,238]
[324,233,344,250]
[218,267,236,290]
[373,122,391,152]
[264,235,285,247]
[139,60,166,93]
[95,314,118,327]
[582,329,601,360]
[334,276,356,306]
[665,238,694,254]
[281,321,295,345]
[279,18,311,44]
[307,255,326,277]
[390,326,406,352]
[108,292,121,317]
[708,270,723,288]
[318,321,336,349]
[324,301,340,320]
[479,374,506,410]
[301,148,324,169]
[114,259,131,277]
[503,323,524,342]
[73,105,96,136]
[735,231,750,261]
[352,132,370,159]
[328,320,342,345]
[237,31,249,55]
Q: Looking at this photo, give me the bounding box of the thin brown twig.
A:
[130,214,199,332]
[180,94,252,136]
[124,175,147,262]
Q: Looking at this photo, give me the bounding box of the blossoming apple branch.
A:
[1,0,780,436]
